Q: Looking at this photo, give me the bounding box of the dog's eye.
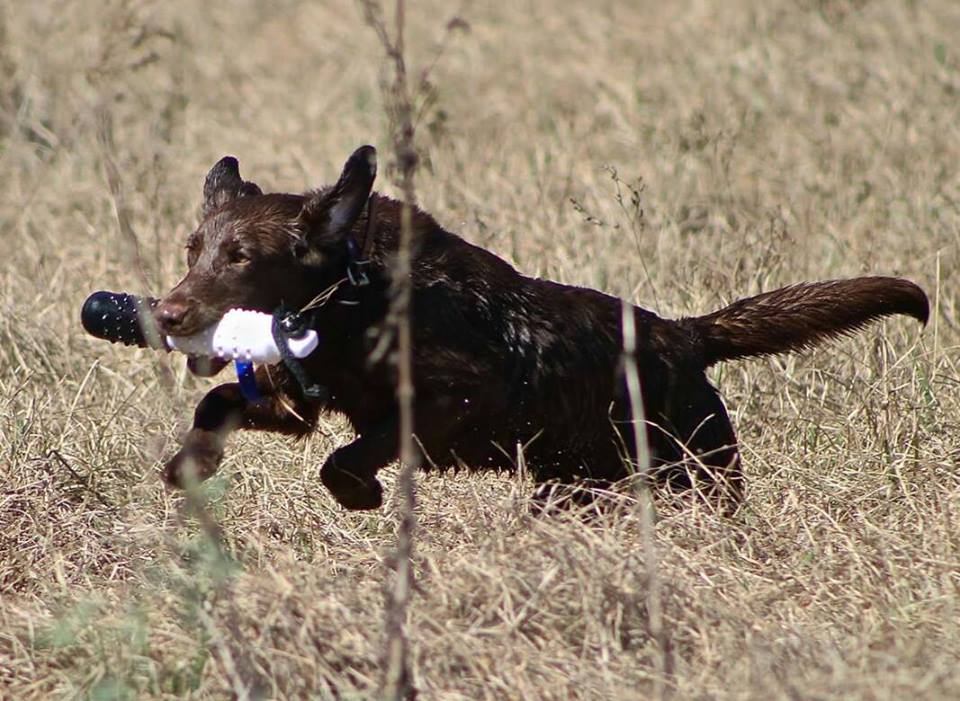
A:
[185,235,201,266]
[228,248,251,265]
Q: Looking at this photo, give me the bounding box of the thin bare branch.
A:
[621,301,672,697]
[358,1,426,698]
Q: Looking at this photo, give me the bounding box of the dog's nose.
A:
[156,301,189,333]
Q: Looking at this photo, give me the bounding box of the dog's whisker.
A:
[301,277,348,312]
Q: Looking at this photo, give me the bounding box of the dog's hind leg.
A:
[653,377,744,510]
[163,366,319,487]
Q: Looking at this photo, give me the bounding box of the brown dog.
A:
[155,146,929,510]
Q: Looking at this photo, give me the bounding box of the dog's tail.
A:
[685,277,929,367]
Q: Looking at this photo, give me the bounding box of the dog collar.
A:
[345,194,376,287]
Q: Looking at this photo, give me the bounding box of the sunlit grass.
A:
[0,0,958,698]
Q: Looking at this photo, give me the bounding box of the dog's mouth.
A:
[174,314,230,377]
[186,355,229,377]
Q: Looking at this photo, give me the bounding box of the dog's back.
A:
[391,213,927,499]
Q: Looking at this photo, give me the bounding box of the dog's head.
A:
[155,146,378,374]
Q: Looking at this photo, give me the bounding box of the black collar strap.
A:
[271,305,328,400]
[346,194,376,287]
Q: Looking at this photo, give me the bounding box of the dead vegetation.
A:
[1,0,958,698]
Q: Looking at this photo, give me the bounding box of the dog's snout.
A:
[156,301,189,333]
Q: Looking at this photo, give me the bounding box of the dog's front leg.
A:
[320,396,467,510]
[319,416,399,510]
[164,367,318,487]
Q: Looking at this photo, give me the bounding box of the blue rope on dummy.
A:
[235,361,261,403]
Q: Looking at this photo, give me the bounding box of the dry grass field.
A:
[2,0,959,698]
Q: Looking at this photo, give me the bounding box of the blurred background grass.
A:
[1,1,958,698]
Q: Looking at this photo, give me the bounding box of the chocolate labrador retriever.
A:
[154,146,928,510]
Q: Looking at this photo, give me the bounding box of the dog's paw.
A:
[163,431,223,488]
[529,480,611,516]
[333,480,384,510]
[320,458,384,510]
[529,481,568,515]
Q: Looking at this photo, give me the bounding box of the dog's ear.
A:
[300,145,377,245]
[202,156,262,217]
